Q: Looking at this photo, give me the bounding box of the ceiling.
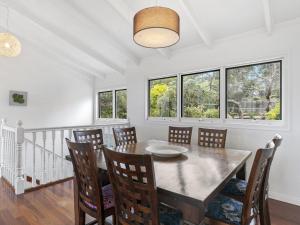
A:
[0,0,300,78]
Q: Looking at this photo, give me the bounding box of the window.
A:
[98,91,113,118]
[148,76,177,117]
[115,89,127,119]
[226,61,282,120]
[181,70,220,118]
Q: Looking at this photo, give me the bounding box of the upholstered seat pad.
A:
[159,203,182,225]
[206,194,243,225]
[84,184,114,210]
[222,178,247,196]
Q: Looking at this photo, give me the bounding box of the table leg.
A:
[158,190,205,225]
[236,163,246,180]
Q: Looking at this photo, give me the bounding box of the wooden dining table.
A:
[86,140,252,224]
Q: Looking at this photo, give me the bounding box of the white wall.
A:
[0,40,94,129]
[96,21,300,205]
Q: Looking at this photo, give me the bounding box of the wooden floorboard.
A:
[0,178,299,225]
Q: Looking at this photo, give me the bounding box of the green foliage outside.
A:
[227,62,281,120]
[116,90,127,119]
[99,91,113,118]
[149,72,220,118]
[182,71,220,118]
[149,77,177,117]
[266,103,281,120]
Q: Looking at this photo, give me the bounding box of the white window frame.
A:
[145,56,290,131]
[96,88,128,123]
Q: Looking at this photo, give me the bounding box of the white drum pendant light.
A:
[133,6,180,48]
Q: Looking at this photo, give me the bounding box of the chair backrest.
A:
[198,128,227,148]
[242,143,276,225]
[103,147,159,225]
[73,129,104,151]
[168,126,193,144]
[262,134,283,200]
[113,127,137,146]
[66,139,104,218]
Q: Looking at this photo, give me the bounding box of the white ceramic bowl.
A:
[146,144,188,158]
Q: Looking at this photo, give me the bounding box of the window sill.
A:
[145,117,289,131]
[95,118,129,125]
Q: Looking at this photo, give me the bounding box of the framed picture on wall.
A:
[9,90,28,106]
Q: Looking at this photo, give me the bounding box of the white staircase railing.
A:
[0,119,130,195]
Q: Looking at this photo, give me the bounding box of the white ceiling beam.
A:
[0,24,106,79]
[178,0,212,47]
[2,0,125,74]
[261,0,273,34]
[105,0,172,58]
[64,1,140,65]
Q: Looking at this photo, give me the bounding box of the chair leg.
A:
[264,199,271,225]
[259,197,271,225]
[112,214,116,225]
[77,209,85,225]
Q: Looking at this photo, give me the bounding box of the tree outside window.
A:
[98,91,113,118]
[226,61,281,120]
[182,70,220,118]
[149,77,177,117]
[115,89,127,119]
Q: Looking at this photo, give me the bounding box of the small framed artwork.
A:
[9,90,28,106]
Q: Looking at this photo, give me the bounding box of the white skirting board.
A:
[269,191,300,206]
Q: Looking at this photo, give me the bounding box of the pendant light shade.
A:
[133,6,180,48]
[0,32,21,57]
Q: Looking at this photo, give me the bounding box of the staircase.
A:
[0,119,129,194]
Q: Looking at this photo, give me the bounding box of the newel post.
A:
[0,118,6,178]
[15,120,25,195]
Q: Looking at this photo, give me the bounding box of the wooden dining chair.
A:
[73,129,104,151]
[221,134,282,225]
[103,147,182,225]
[198,128,227,148]
[66,139,115,225]
[113,127,137,146]
[205,142,276,225]
[168,126,193,144]
[73,129,110,186]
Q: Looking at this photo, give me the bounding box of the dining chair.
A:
[205,141,276,225]
[66,139,115,225]
[198,128,227,148]
[198,128,247,180]
[168,126,193,144]
[73,129,104,151]
[221,134,282,225]
[73,129,110,186]
[113,127,137,146]
[103,146,183,225]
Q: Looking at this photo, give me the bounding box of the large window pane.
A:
[115,89,127,119]
[149,76,177,117]
[226,61,282,120]
[98,91,113,118]
[182,70,220,118]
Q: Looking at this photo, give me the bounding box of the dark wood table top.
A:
[95,140,252,206]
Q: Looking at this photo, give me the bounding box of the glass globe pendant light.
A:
[0,5,21,57]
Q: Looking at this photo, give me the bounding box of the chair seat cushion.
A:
[206,194,243,225]
[159,203,182,225]
[222,178,247,196]
[84,184,114,210]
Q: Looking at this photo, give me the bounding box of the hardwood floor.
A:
[0,178,299,225]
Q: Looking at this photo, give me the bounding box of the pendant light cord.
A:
[6,5,9,32]
[0,3,9,32]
